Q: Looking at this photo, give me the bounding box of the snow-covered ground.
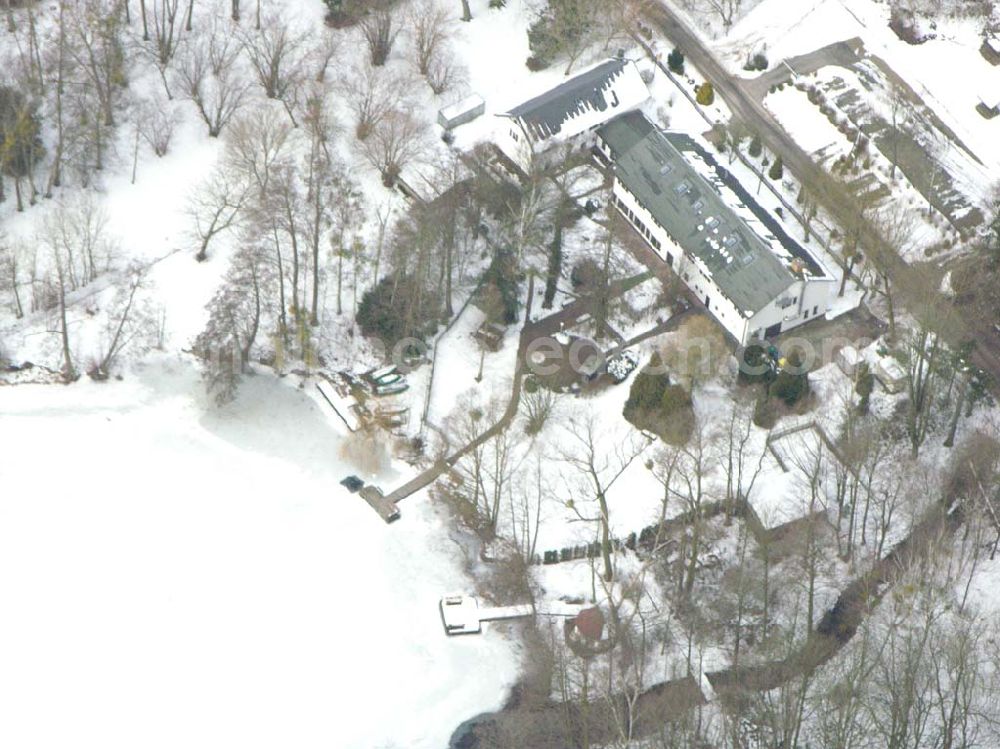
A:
[0,358,520,749]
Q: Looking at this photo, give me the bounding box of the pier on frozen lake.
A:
[439,596,582,635]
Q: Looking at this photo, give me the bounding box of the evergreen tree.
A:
[748,133,762,158]
[768,155,784,180]
[855,361,875,414]
[667,48,685,74]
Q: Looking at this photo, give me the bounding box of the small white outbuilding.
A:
[437,94,485,130]
[836,345,861,378]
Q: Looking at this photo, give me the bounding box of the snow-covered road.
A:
[0,358,519,749]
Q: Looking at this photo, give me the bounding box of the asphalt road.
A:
[644,3,1000,388]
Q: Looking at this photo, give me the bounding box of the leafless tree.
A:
[426,45,465,95]
[240,16,309,124]
[680,0,743,33]
[886,82,909,181]
[560,415,647,581]
[176,24,251,137]
[41,195,117,290]
[137,94,181,156]
[870,202,917,339]
[187,168,249,261]
[342,59,408,140]
[93,263,156,377]
[142,0,186,97]
[358,108,428,187]
[360,6,399,67]
[223,106,293,200]
[67,0,127,129]
[407,0,452,76]
[901,322,947,459]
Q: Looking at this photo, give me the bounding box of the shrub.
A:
[623,353,695,445]
[748,133,762,157]
[479,246,520,324]
[667,48,685,74]
[696,81,715,105]
[855,361,874,414]
[738,343,775,385]
[570,258,608,293]
[356,272,440,347]
[770,350,810,406]
[768,155,784,180]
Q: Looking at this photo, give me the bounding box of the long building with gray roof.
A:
[597,111,835,345]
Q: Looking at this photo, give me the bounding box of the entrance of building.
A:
[764,322,782,339]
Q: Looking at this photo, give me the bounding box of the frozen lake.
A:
[0,359,520,749]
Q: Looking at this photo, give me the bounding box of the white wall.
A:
[611,178,749,343]
[610,176,837,345]
[746,277,835,341]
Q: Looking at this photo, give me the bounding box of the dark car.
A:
[340,475,364,493]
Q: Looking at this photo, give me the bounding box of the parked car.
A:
[368,364,397,381]
[607,350,639,383]
[373,380,409,396]
[340,475,364,493]
[373,372,403,386]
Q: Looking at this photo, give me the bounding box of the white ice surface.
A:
[0,359,519,749]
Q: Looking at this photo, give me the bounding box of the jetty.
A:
[439,596,582,635]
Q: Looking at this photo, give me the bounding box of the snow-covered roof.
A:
[979,89,1000,110]
[439,94,484,122]
[600,111,803,315]
[503,58,649,143]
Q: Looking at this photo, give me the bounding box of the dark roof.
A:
[507,59,631,140]
[600,113,823,316]
[573,607,605,641]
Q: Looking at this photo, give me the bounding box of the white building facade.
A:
[598,112,836,345]
[495,58,649,175]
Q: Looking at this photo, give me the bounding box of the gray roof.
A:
[599,112,796,316]
[507,59,631,140]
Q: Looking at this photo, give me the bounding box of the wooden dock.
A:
[359,486,400,523]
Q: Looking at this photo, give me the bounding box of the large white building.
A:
[495,58,649,174]
[597,112,836,345]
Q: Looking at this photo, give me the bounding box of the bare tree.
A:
[407,0,452,76]
[680,0,743,33]
[360,6,399,67]
[871,203,917,339]
[137,94,181,156]
[187,168,249,261]
[240,16,308,123]
[901,323,947,459]
[176,27,251,137]
[41,195,117,290]
[342,59,407,140]
[143,0,186,97]
[560,415,646,581]
[93,263,156,377]
[426,45,465,95]
[67,0,127,129]
[358,108,428,187]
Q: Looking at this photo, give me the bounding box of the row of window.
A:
[614,194,662,251]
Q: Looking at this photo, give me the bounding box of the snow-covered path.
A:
[0,358,519,749]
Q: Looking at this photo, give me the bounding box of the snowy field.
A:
[0,358,520,749]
